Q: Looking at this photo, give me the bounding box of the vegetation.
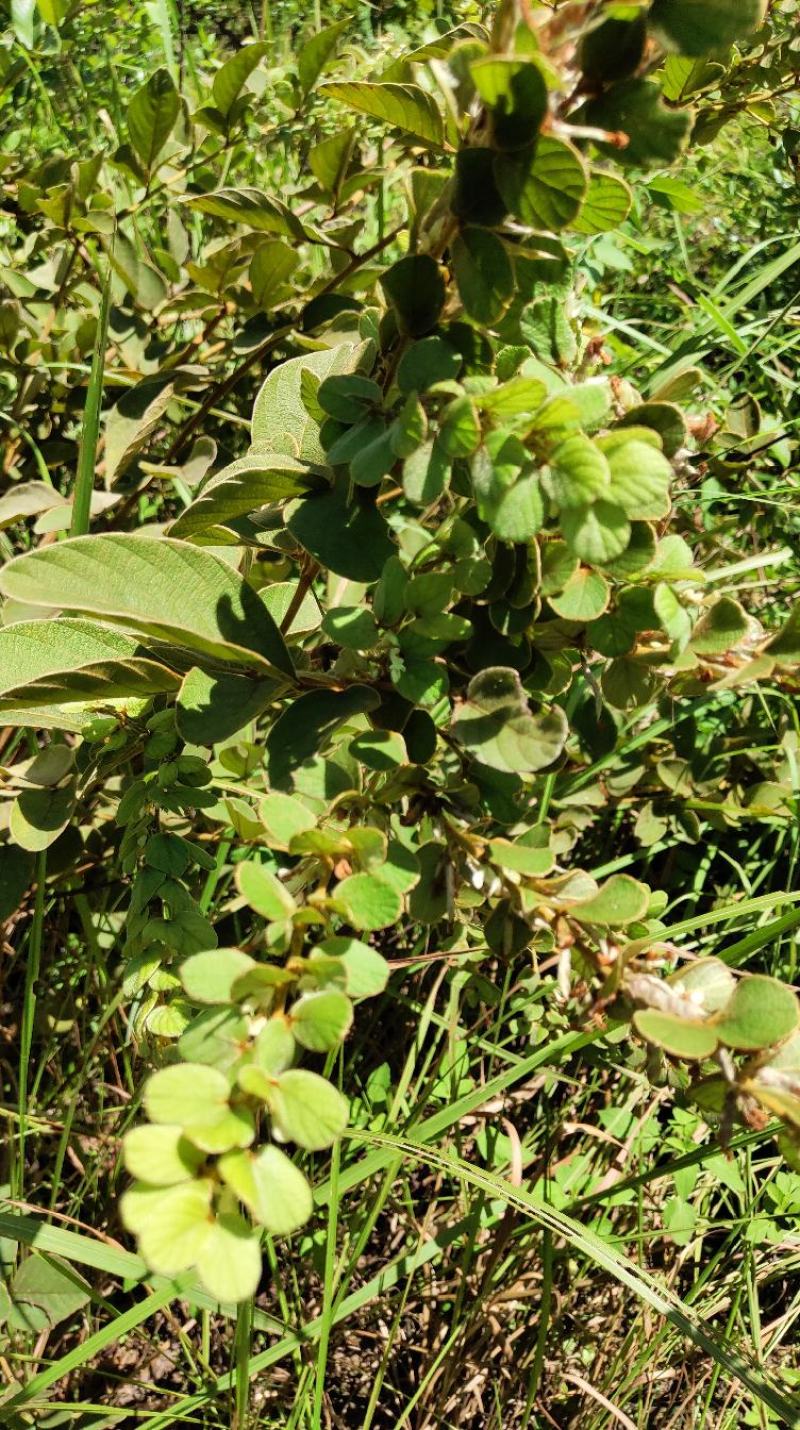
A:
[1,0,799,1424]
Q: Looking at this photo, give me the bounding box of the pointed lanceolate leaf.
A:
[319,81,445,148]
[0,536,295,678]
[0,619,179,710]
[127,68,179,170]
[170,455,322,539]
[212,41,268,118]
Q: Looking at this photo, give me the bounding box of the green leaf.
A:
[218,1145,313,1234]
[253,343,368,465]
[195,1210,262,1304]
[0,536,294,678]
[495,137,588,231]
[451,667,568,774]
[266,685,378,786]
[322,607,380,651]
[319,81,444,148]
[548,435,611,509]
[249,241,300,309]
[489,474,544,543]
[181,948,256,1005]
[268,1068,349,1150]
[350,729,407,772]
[290,990,353,1051]
[690,598,749,656]
[122,1124,205,1186]
[583,80,693,168]
[381,255,446,338]
[187,188,307,240]
[298,18,348,95]
[550,568,610,622]
[471,57,548,150]
[601,656,658,711]
[0,619,179,711]
[669,958,736,1014]
[397,336,462,395]
[603,438,672,519]
[764,606,800,665]
[334,872,403,932]
[650,0,766,56]
[579,14,647,83]
[11,1254,90,1329]
[714,976,799,1051]
[403,439,451,506]
[452,227,514,325]
[572,874,650,926]
[175,668,277,746]
[212,41,268,118]
[170,455,320,540]
[634,1009,717,1060]
[561,500,631,564]
[10,783,75,852]
[236,862,296,921]
[314,935,390,999]
[127,68,179,170]
[144,1063,231,1129]
[104,374,175,485]
[288,486,394,583]
[121,1180,214,1276]
[571,170,633,235]
[258,792,316,850]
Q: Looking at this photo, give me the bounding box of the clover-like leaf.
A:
[120,1179,214,1276]
[195,1209,262,1304]
[122,1124,206,1186]
[218,1145,313,1234]
[571,874,650,927]
[334,872,403,932]
[268,1069,349,1150]
[714,976,799,1052]
[144,1063,231,1129]
[451,667,568,774]
[236,862,297,922]
[634,1009,718,1061]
